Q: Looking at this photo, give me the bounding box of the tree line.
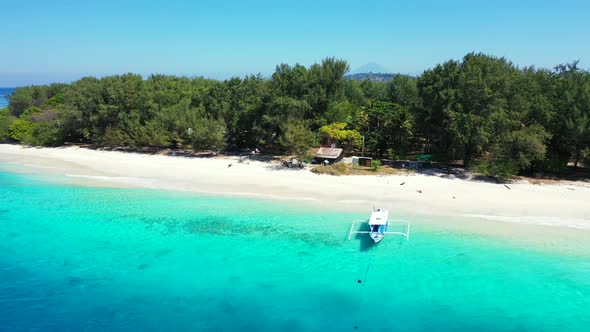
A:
[1,53,589,177]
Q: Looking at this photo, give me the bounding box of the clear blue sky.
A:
[1,0,589,86]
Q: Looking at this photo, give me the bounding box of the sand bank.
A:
[1,144,589,230]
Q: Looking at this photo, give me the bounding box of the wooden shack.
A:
[308,147,344,164]
[352,156,373,167]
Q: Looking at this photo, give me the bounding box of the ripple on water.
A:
[67,276,84,287]
[1,170,590,331]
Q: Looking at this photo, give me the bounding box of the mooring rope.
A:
[355,242,378,330]
[361,242,377,285]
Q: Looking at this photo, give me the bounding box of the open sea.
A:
[0,167,589,331]
[0,88,14,109]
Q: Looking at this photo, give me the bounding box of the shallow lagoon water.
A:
[0,169,589,331]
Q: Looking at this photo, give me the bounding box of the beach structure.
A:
[308,147,344,164]
[352,156,373,167]
[348,207,410,243]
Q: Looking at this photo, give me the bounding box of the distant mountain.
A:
[345,72,396,82]
[345,62,395,82]
[349,62,392,74]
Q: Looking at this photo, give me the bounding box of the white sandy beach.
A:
[1,144,590,231]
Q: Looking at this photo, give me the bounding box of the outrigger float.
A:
[348,207,410,243]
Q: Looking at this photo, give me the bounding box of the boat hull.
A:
[370,233,384,243]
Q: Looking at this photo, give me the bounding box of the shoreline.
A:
[1,144,590,233]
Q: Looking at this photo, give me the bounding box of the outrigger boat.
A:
[348,207,410,243]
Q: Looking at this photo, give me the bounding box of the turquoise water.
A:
[0,88,14,108]
[0,169,589,331]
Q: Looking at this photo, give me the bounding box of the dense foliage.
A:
[1,54,589,177]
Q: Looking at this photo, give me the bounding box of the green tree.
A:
[306,58,350,120]
[547,62,590,167]
[101,126,131,147]
[387,75,421,107]
[8,88,34,116]
[319,122,361,150]
[472,159,519,181]
[371,160,382,171]
[8,119,33,141]
[278,120,318,160]
[344,80,368,107]
[23,122,64,147]
[0,109,17,141]
[19,107,42,119]
[363,101,414,158]
[565,114,590,167]
[190,116,227,151]
[258,96,311,149]
[272,63,309,99]
[126,120,171,148]
[496,125,551,170]
[417,53,520,165]
[3,55,590,175]
[360,79,387,101]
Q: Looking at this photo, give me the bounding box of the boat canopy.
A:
[369,208,389,225]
